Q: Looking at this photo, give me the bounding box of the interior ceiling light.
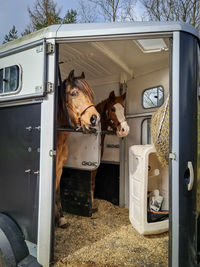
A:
[135,38,168,53]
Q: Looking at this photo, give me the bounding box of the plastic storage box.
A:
[129,145,169,235]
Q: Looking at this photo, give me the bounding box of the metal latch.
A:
[46,82,54,93]
[49,150,56,157]
[25,126,32,131]
[46,43,54,54]
[169,152,176,160]
[35,126,41,131]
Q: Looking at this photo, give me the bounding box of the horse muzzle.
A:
[117,121,130,137]
[90,114,100,127]
[81,112,100,132]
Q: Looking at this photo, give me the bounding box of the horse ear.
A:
[81,72,85,79]
[109,91,115,102]
[67,70,74,82]
[122,92,126,101]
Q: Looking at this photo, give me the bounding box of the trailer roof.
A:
[0,21,199,53]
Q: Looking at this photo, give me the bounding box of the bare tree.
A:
[78,0,97,22]
[118,0,137,21]
[78,0,137,23]
[141,0,200,31]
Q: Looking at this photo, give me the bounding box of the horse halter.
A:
[66,102,95,126]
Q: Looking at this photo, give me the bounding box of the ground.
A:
[54,199,168,267]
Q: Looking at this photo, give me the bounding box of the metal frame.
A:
[56,32,173,210]
[170,31,180,267]
[140,117,152,145]
[56,33,173,45]
[36,39,56,267]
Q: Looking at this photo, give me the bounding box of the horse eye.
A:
[111,107,115,112]
[70,91,78,97]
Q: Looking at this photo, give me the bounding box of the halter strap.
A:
[67,103,94,126]
[80,104,94,116]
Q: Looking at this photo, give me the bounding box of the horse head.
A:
[61,70,100,131]
[105,90,130,137]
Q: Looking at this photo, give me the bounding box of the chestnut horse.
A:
[56,70,100,227]
[91,90,130,207]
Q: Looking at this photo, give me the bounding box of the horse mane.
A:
[96,98,108,114]
[57,81,67,126]
[72,78,94,102]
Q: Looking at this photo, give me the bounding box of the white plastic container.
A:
[129,144,169,235]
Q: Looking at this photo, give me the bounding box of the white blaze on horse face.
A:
[114,103,130,137]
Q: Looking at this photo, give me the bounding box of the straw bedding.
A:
[54,199,168,267]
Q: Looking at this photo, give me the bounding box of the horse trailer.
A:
[0,22,199,266]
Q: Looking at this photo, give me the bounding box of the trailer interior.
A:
[55,36,170,266]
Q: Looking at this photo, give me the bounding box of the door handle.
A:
[185,161,194,191]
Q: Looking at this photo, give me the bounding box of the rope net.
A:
[151,96,169,166]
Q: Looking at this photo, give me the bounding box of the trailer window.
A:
[142,86,164,109]
[0,65,20,94]
[5,66,19,92]
[141,118,151,144]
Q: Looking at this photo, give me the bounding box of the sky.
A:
[0,0,79,44]
[0,0,143,44]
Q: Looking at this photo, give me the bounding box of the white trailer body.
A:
[0,22,199,267]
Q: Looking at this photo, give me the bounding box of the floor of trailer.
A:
[54,199,168,267]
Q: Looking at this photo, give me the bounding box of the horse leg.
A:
[55,132,69,228]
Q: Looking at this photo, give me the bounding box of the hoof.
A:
[59,217,70,229]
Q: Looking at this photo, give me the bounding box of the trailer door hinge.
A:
[46,43,54,54]
[46,82,54,93]
[169,152,176,161]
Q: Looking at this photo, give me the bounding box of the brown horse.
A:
[56,70,100,227]
[91,90,130,207]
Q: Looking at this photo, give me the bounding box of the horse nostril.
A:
[90,115,97,126]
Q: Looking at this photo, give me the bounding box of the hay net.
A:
[151,96,169,166]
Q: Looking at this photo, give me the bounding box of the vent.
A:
[135,39,168,53]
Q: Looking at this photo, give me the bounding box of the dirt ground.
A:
[54,199,168,267]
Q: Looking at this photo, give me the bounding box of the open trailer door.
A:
[170,31,198,267]
[0,38,56,266]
